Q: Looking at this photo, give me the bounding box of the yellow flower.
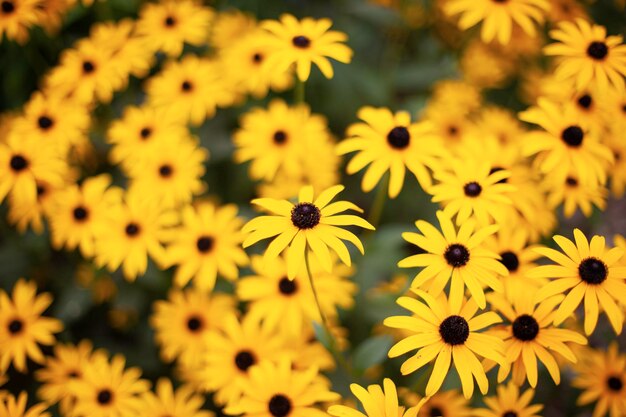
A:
[384,289,504,399]
[488,293,586,387]
[0,279,63,373]
[338,107,445,198]
[0,0,40,44]
[261,13,353,81]
[473,382,543,417]
[444,0,549,45]
[543,173,607,218]
[164,203,249,292]
[243,185,373,279]
[0,392,50,417]
[8,177,65,235]
[223,359,340,417]
[413,390,472,417]
[529,229,626,335]
[237,254,356,336]
[328,379,427,417]
[136,0,214,57]
[399,210,507,311]
[139,378,213,417]
[544,18,626,92]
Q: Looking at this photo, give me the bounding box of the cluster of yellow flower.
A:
[1,1,626,417]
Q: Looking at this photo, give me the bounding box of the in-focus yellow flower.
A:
[0,279,63,373]
[529,229,626,335]
[399,210,506,311]
[384,289,504,399]
[243,185,373,279]
[164,203,249,292]
[224,359,340,417]
[328,378,427,417]
[544,18,626,92]
[473,382,543,417]
[444,0,549,45]
[573,343,626,417]
[261,13,353,81]
[136,0,214,57]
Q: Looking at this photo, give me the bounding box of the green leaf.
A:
[353,335,393,372]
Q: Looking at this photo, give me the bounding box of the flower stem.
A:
[304,250,352,374]
[294,78,306,104]
[367,173,389,230]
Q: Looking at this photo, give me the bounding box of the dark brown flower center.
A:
[268,394,292,417]
[500,251,519,272]
[73,206,89,221]
[587,41,608,60]
[429,407,443,417]
[290,203,320,229]
[439,315,469,345]
[196,236,214,253]
[566,177,578,187]
[578,257,607,284]
[292,36,310,48]
[1,1,15,14]
[164,16,176,27]
[158,164,173,178]
[252,53,263,63]
[234,350,256,371]
[387,126,410,149]
[463,181,482,197]
[186,315,203,332]
[9,155,28,172]
[273,130,287,145]
[38,115,54,130]
[140,127,152,139]
[577,94,592,110]
[444,244,470,267]
[512,314,539,341]
[181,80,193,92]
[278,277,297,295]
[502,412,518,417]
[125,223,140,237]
[561,126,584,147]
[8,318,23,334]
[97,389,113,405]
[82,61,95,74]
[607,376,624,392]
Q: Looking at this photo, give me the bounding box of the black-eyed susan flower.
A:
[224,358,340,417]
[529,229,626,335]
[107,105,187,170]
[328,378,427,417]
[146,56,236,126]
[0,134,67,206]
[261,13,352,81]
[544,173,607,218]
[487,293,586,387]
[8,177,64,235]
[36,340,105,416]
[384,289,504,399]
[243,185,373,279]
[150,288,236,367]
[0,279,63,373]
[473,382,543,417]
[136,0,213,57]
[0,0,40,44]
[520,98,613,186]
[237,254,356,335]
[234,100,329,182]
[139,378,213,417]
[444,0,549,45]
[164,203,248,292]
[69,354,149,417]
[572,343,626,417]
[196,313,286,406]
[338,107,445,198]
[49,174,122,258]
[0,392,50,417]
[429,159,515,226]
[421,103,474,150]
[398,210,507,311]
[544,18,626,92]
[126,135,208,208]
[93,190,177,281]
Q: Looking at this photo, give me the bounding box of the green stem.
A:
[294,78,306,104]
[304,250,352,374]
[367,173,389,230]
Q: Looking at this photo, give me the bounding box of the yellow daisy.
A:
[543,173,607,218]
[529,229,626,335]
[139,378,213,417]
[444,0,549,45]
[488,292,587,387]
[0,392,50,417]
[384,289,504,398]
[0,0,40,44]
[473,382,543,417]
[136,0,214,57]
[337,106,446,198]
[8,177,65,235]
[237,254,356,335]
[328,378,427,417]
[544,18,626,92]
[0,279,63,373]
[398,210,507,311]
[223,359,340,417]
[261,13,353,81]
[242,185,373,279]
[164,202,249,292]
[150,288,236,367]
